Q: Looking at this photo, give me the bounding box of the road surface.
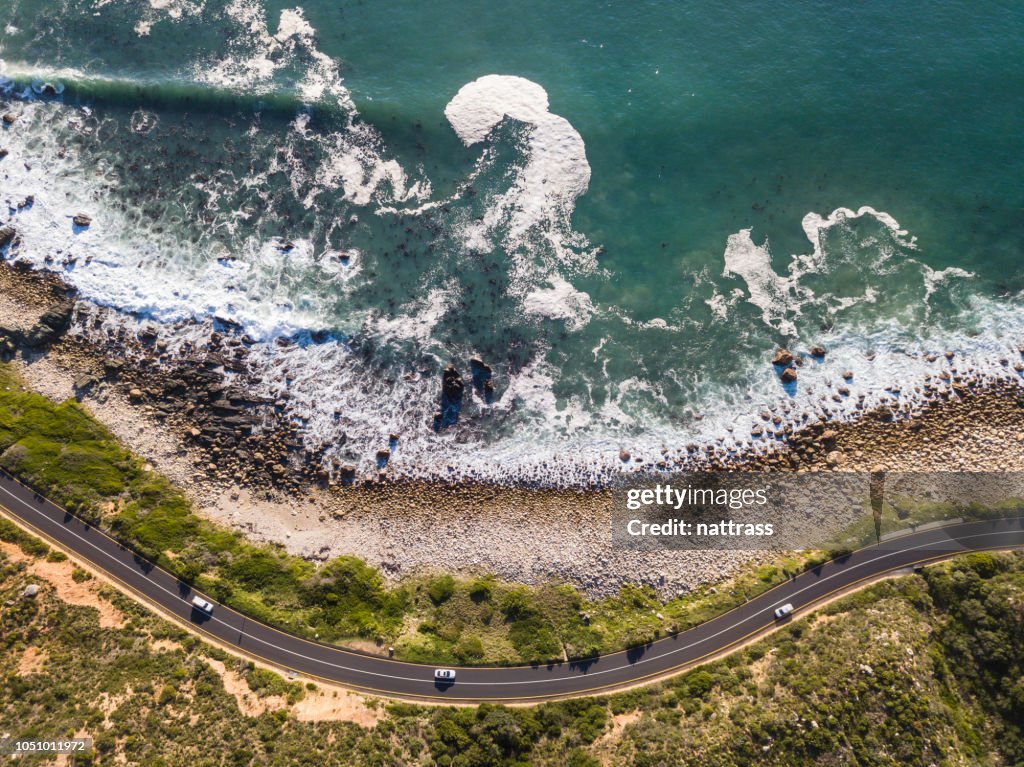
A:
[2,471,1022,702]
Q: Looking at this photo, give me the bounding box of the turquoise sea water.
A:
[0,0,1021,481]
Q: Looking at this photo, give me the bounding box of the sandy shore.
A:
[2,261,1023,597]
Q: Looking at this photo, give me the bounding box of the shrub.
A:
[454,635,485,662]
[469,576,494,602]
[157,684,177,705]
[427,574,456,605]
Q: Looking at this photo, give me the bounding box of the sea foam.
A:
[723,206,926,338]
[444,75,597,321]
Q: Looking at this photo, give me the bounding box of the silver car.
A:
[773,603,794,619]
[191,595,215,614]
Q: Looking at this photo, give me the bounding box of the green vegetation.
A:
[3,539,1023,765]
[829,486,1023,550]
[0,516,49,558]
[0,362,838,665]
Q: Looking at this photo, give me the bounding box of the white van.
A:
[191,595,214,614]
[773,603,794,619]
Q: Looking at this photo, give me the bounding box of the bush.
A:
[469,576,494,602]
[500,587,535,620]
[224,550,301,592]
[509,618,562,663]
[157,684,177,705]
[454,635,485,662]
[0,517,49,557]
[427,574,456,605]
[300,556,404,638]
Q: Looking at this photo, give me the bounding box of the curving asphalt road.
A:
[2,470,1023,702]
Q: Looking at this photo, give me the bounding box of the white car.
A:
[773,603,794,619]
[191,595,215,614]
[433,668,456,682]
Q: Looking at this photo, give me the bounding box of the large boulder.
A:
[772,348,795,367]
[435,365,465,429]
[0,226,16,248]
[22,302,74,349]
[442,365,464,401]
[469,356,495,402]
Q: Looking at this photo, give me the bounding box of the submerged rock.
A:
[442,365,465,401]
[72,214,92,228]
[435,365,465,429]
[469,356,496,402]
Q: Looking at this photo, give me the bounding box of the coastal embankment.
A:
[0,259,1022,599]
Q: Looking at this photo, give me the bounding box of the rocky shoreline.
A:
[0,256,1023,597]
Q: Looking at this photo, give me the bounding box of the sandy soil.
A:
[0,540,125,628]
[199,655,384,725]
[16,645,46,675]
[203,657,286,717]
[292,688,385,726]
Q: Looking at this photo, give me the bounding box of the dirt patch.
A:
[54,730,92,767]
[0,540,28,562]
[17,646,47,675]
[200,656,382,725]
[341,639,391,657]
[98,690,131,718]
[602,710,642,743]
[292,688,384,726]
[151,639,185,653]
[203,657,287,717]
[27,557,125,628]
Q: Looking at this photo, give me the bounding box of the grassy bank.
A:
[0,362,842,665]
[3,528,1023,765]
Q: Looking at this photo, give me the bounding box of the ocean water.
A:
[0,0,1021,483]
